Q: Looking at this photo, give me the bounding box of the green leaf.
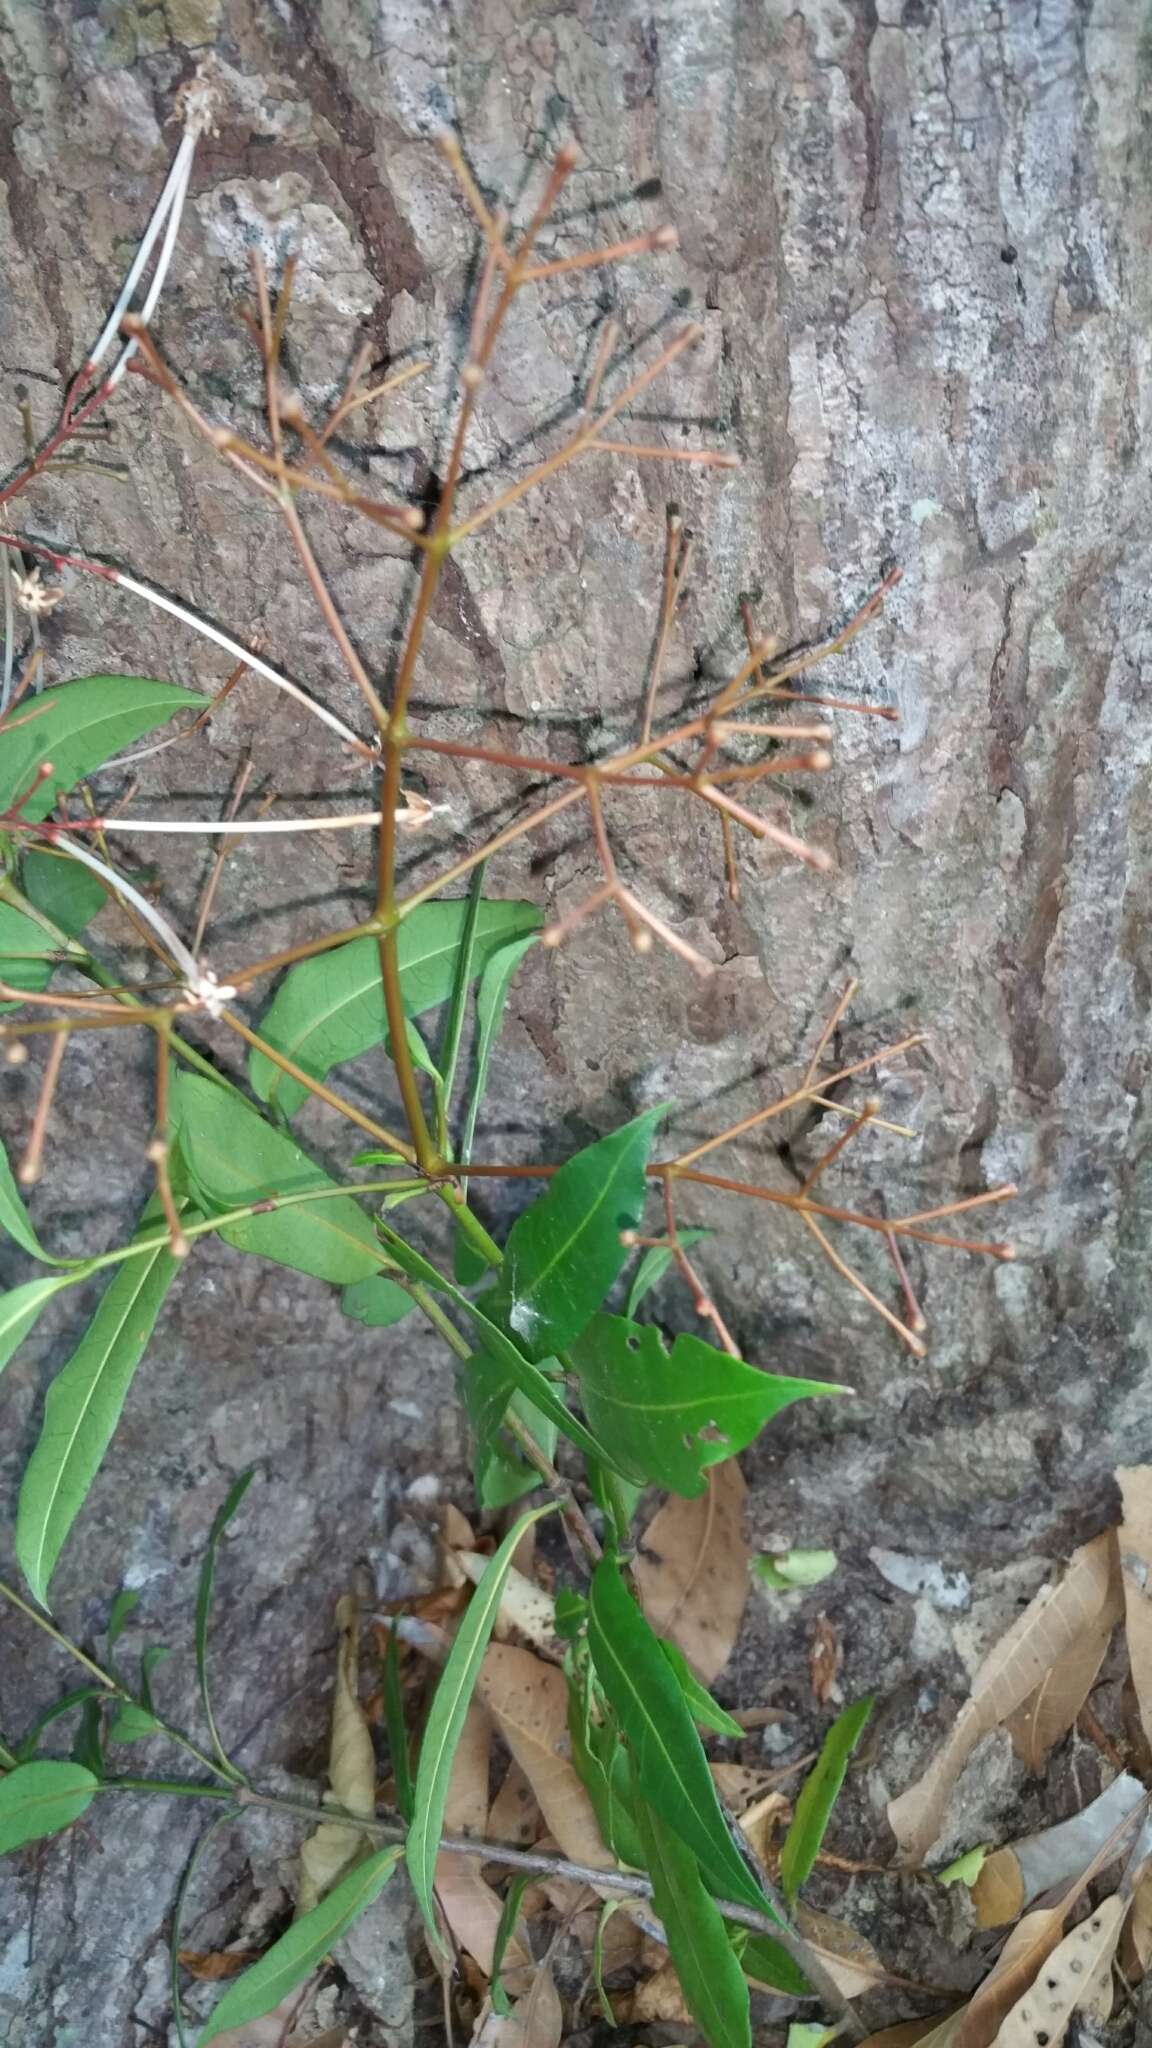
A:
[248,900,542,1117]
[376,1223,628,1478]
[458,932,538,1167]
[106,1588,141,1653]
[15,1221,184,1606]
[0,675,199,822]
[489,1873,531,2015]
[407,1502,556,1952]
[341,1273,415,1329]
[173,1073,382,1283]
[566,1679,645,1871]
[0,899,62,1008]
[21,847,108,937]
[626,1228,712,1315]
[196,1468,254,1782]
[497,1108,664,1360]
[381,1626,414,1823]
[586,1554,770,1915]
[779,1696,874,1902]
[0,1274,71,1372]
[0,1135,50,1261]
[554,1591,588,1641]
[633,1784,752,2048]
[936,1844,988,1887]
[0,1760,99,1855]
[72,1695,105,1774]
[107,1700,162,1744]
[14,1687,106,1763]
[461,1344,559,1510]
[784,2026,837,2048]
[753,1548,839,1591]
[437,860,488,1112]
[659,1640,744,1738]
[737,1932,812,1998]
[571,1314,844,1496]
[198,1846,403,2044]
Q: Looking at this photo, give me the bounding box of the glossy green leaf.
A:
[566,1679,645,1871]
[21,847,108,937]
[779,1696,873,1901]
[407,1502,555,1952]
[14,1687,106,1763]
[341,1273,415,1329]
[173,1073,382,1283]
[107,1700,162,1743]
[437,860,488,1110]
[489,1872,531,2015]
[248,899,542,1116]
[0,675,198,822]
[0,1135,50,1260]
[659,1640,744,1738]
[634,1784,752,2048]
[498,1106,664,1361]
[72,1694,105,1775]
[572,1315,844,1496]
[196,1468,254,1782]
[586,1554,770,1915]
[554,1591,588,1641]
[0,1274,71,1371]
[376,1223,628,1477]
[461,1341,559,1510]
[198,1846,403,2044]
[15,1223,185,1607]
[626,1227,711,1316]
[0,1760,99,1854]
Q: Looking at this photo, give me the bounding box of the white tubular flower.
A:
[183,967,238,1020]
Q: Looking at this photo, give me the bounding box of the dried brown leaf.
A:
[632,1457,749,1685]
[297,1593,377,1916]
[625,1959,693,2024]
[971,1848,1026,1930]
[810,1613,841,1705]
[888,1533,1122,1866]
[1120,1864,1152,1981]
[473,1965,563,2048]
[990,1892,1124,2046]
[177,1949,262,1981]
[488,1759,542,1848]
[435,1700,533,1982]
[859,2023,963,2048]
[1005,1541,1121,1771]
[477,1645,611,1870]
[793,1905,887,1998]
[455,1554,561,1660]
[1117,1466,1152,1749]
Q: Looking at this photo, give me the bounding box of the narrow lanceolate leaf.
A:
[198,1846,403,2045]
[0,675,199,821]
[173,1073,382,1284]
[0,1139,51,1261]
[571,1314,844,1495]
[780,1697,874,1901]
[633,1785,752,2048]
[15,1221,184,1605]
[14,1688,106,1763]
[499,1106,665,1360]
[587,1554,771,1916]
[0,1760,99,1855]
[196,1468,255,1781]
[659,1639,744,1738]
[458,932,539,1166]
[0,900,62,1008]
[376,1223,629,1478]
[626,1228,712,1316]
[248,899,542,1116]
[407,1503,556,1953]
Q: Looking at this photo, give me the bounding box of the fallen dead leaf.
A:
[737,1787,791,1866]
[204,1985,317,2048]
[1118,1467,1152,1750]
[859,2024,962,2048]
[632,1457,749,1685]
[177,1949,262,1981]
[435,1700,533,1984]
[473,1965,563,2048]
[972,1774,1146,1927]
[1120,1863,1152,1980]
[990,1891,1124,2046]
[888,1532,1122,1866]
[297,1593,377,1916]
[793,1906,887,1999]
[478,1644,612,1870]
[624,1958,693,2024]
[712,1761,798,1809]
[810,1613,841,1705]
[1005,1535,1122,1771]
[488,1759,543,1848]
[455,1554,561,1661]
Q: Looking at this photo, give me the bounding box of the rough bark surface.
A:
[0,1,1149,2041]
